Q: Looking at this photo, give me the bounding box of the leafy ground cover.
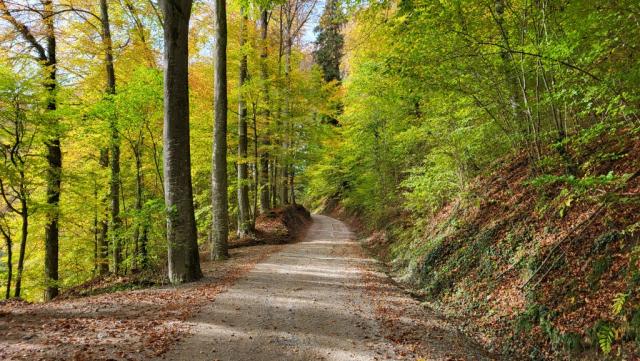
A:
[0,206,310,361]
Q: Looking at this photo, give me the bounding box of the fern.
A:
[612,293,628,316]
[597,325,615,355]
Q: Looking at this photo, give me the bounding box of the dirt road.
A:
[161,215,492,361]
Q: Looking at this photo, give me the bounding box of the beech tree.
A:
[0,0,61,301]
[212,0,230,260]
[236,7,253,236]
[160,0,202,283]
[99,0,123,274]
[258,8,272,213]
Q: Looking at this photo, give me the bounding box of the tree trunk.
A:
[289,166,296,205]
[1,227,11,299]
[274,7,287,207]
[140,225,148,266]
[252,104,259,226]
[280,164,289,204]
[259,9,271,213]
[212,0,230,260]
[270,158,277,208]
[100,0,122,275]
[280,16,293,206]
[237,9,253,236]
[43,116,60,301]
[93,182,98,275]
[132,137,146,268]
[43,0,60,302]
[97,149,109,275]
[160,0,202,283]
[13,197,27,298]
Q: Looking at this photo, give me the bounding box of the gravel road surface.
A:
[161,215,492,361]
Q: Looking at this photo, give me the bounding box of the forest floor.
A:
[0,214,493,361]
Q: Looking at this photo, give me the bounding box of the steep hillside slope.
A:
[333,128,640,359]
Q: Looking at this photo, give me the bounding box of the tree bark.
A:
[280,12,293,206]
[289,166,296,205]
[270,158,277,208]
[42,0,61,302]
[237,9,253,236]
[93,183,98,275]
[97,149,109,275]
[212,0,229,260]
[160,0,202,283]
[13,197,27,298]
[100,0,123,274]
[132,135,146,268]
[259,9,271,213]
[1,226,11,299]
[252,105,259,225]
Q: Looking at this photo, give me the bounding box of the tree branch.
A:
[0,0,47,61]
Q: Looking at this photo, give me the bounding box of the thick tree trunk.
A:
[160,0,202,283]
[252,108,259,225]
[100,0,122,274]
[212,0,230,260]
[280,19,293,206]
[259,9,271,213]
[44,104,60,301]
[237,10,253,236]
[274,8,287,207]
[43,0,60,301]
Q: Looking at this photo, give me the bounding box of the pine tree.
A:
[313,0,344,83]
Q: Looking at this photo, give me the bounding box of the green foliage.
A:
[0,0,335,300]
[612,293,629,316]
[303,2,640,358]
[306,0,640,227]
[528,171,619,192]
[596,323,615,355]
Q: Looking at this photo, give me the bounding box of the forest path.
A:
[160,215,492,361]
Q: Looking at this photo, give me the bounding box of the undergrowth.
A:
[353,123,640,359]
